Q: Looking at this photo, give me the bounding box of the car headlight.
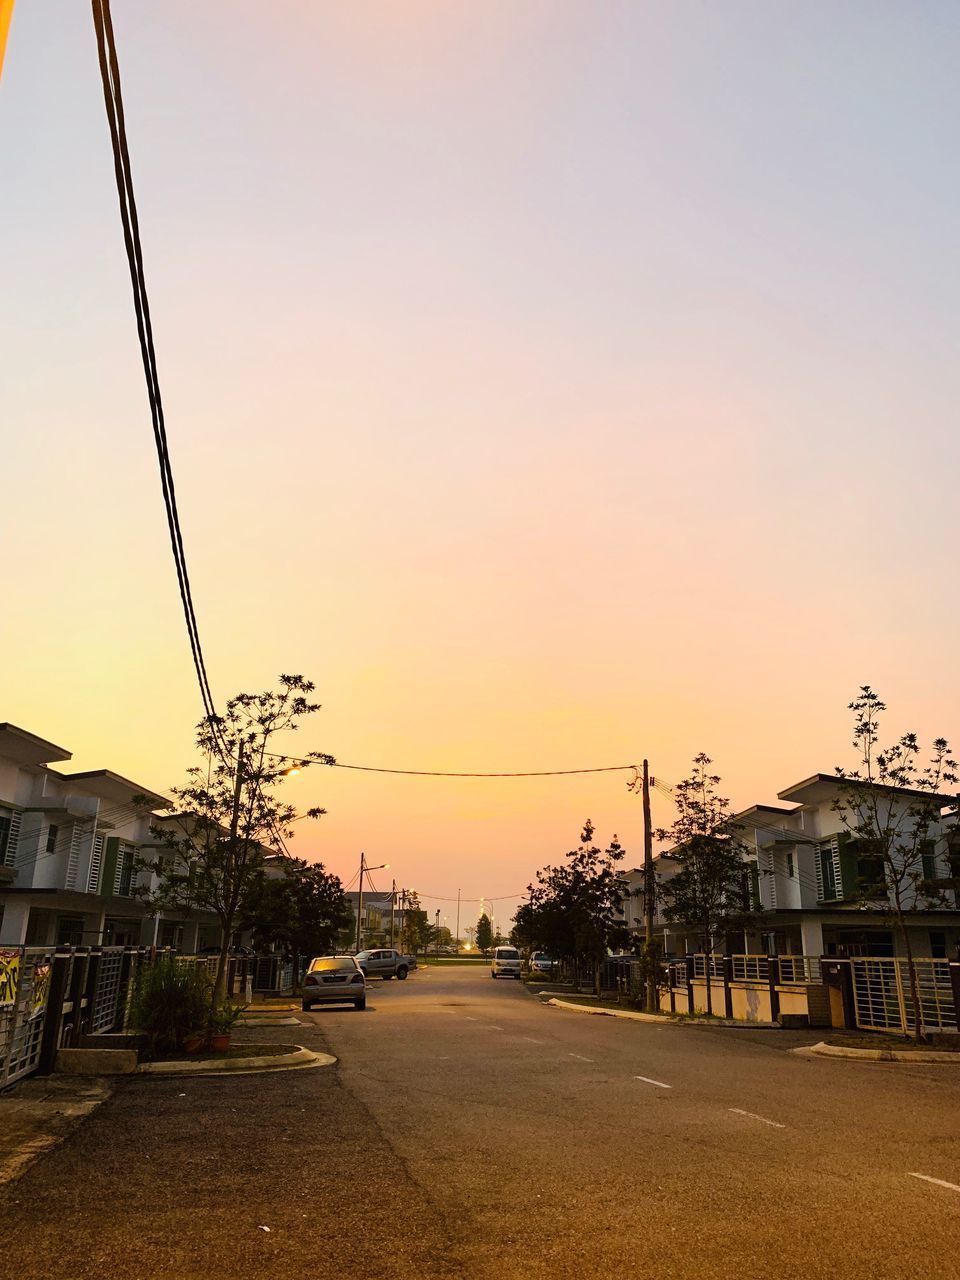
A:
[351,973,364,984]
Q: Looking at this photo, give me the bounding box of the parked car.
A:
[491,945,522,979]
[302,955,366,1011]
[401,953,418,971]
[530,952,554,976]
[354,948,410,980]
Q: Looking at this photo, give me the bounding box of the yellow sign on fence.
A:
[0,948,22,1008]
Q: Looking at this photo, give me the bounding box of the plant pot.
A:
[208,1032,231,1053]
[182,1033,206,1055]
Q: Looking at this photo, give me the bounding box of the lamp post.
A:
[355,853,389,952]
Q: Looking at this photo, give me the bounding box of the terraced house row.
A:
[618,771,960,961]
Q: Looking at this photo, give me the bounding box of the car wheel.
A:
[354,998,366,1011]
[301,1001,312,1012]
[396,967,408,980]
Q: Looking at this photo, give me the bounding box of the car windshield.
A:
[354,951,372,960]
[309,957,357,972]
[496,949,520,960]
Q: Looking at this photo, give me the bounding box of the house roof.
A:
[0,723,72,767]
[53,769,170,810]
[778,772,956,808]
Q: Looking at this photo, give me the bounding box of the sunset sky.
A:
[3,3,958,932]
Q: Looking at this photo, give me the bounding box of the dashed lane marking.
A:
[568,1053,594,1062]
[728,1108,785,1129]
[908,1173,960,1194]
[522,1037,544,1044]
[635,1075,672,1089]
[488,1026,504,1031]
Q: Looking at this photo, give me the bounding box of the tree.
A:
[655,754,751,1016]
[402,907,433,955]
[475,912,494,956]
[240,857,352,980]
[139,675,333,1003]
[518,822,629,992]
[834,686,957,1041]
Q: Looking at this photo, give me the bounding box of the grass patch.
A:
[152,1042,295,1063]
[825,1034,960,1053]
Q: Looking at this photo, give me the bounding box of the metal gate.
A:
[0,946,55,1087]
[851,957,957,1034]
[90,948,126,1034]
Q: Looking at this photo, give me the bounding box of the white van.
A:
[491,945,522,979]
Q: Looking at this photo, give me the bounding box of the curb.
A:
[545,997,671,1024]
[237,1016,303,1027]
[544,997,777,1029]
[793,1041,960,1064]
[137,1045,336,1076]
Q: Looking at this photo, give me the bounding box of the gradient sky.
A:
[3,2,958,932]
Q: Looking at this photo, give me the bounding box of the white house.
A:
[0,722,220,951]
[622,772,959,960]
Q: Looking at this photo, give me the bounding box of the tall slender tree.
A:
[139,675,333,1002]
[655,755,751,1015]
[834,686,956,1041]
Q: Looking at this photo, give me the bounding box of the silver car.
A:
[302,955,366,1011]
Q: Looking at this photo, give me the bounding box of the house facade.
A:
[0,722,221,952]
[619,772,959,961]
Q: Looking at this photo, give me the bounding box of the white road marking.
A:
[908,1172,960,1194]
[488,1026,504,1031]
[568,1053,594,1062]
[728,1108,785,1129]
[522,1036,543,1044]
[635,1075,672,1089]
[462,1016,479,1021]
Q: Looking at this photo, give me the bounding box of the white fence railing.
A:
[851,957,956,1034]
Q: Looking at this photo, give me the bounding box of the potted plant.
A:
[130,959,211,1059]
[207,1002,242,1053]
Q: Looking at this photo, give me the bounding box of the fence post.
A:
[723,955,734,1020]
[768,955,781,1024]
[949,962,960,1027]
[82,949,102,1041]
[37,952,72,1074]
[685,953,695,1012]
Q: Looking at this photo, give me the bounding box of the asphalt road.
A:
[1,965,958,1279]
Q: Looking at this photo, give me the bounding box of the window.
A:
[921,843,938,883]
[856,854,885,895]
[929,930,947,959]
[0,815,11,863]
[786,852,795,879]
[46,824,59,854]
[818,846,837,900]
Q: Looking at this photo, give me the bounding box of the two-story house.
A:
[0,722,220,951]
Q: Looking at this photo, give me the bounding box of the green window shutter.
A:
[838,844,860,900]
[748,862,761,910]
[101,837,120,898]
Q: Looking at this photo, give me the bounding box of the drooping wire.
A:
[90,0,219,738]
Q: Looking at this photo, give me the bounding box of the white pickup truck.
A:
[354,948,411,980]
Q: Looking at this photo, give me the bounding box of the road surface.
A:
[0,963,957,1279]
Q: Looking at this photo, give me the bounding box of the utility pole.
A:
[642,759,656,1013]
[435,908,441,956]
[355,851,365,952]
[455,888,461,953]
[389,879,396,947]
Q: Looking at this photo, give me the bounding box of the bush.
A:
[130,959,213,1058]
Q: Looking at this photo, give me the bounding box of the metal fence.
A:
[0,947,56,1087]
[851,957,957,1034]
[1,946,260,1089]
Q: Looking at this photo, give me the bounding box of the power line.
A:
[262,750,640,780]
[91,0,220,739]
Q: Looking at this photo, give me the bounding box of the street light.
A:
[356,852,390,952]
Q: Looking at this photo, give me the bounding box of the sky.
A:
[3,2,959,934]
